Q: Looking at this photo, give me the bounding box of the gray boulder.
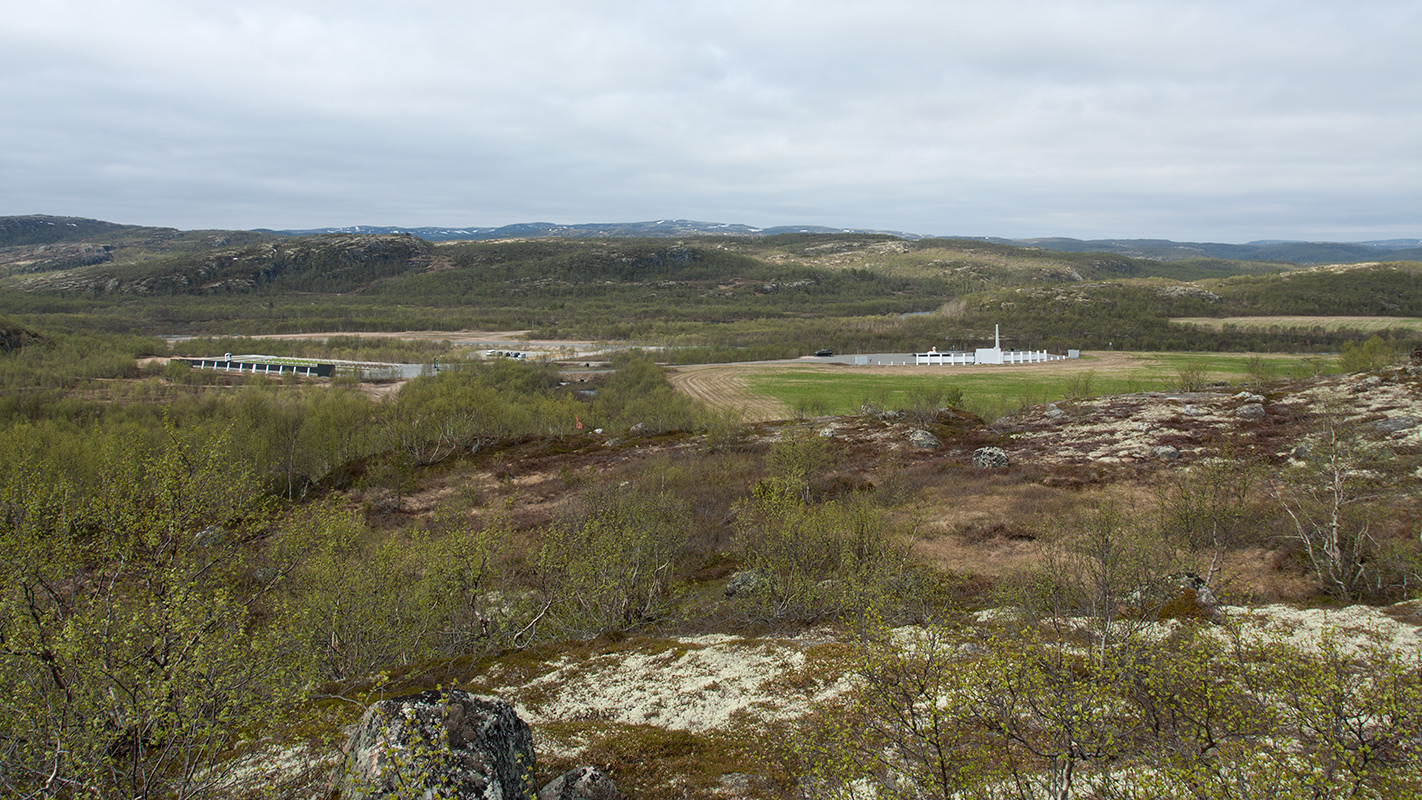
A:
[1152,445,1180,461]
[539,766,624,800]
[1234,403,1266,421]
[339,690,534,800]
[908,429,941,449]
[972,446,1010,469]
[725,570,765,598]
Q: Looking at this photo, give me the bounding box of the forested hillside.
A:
[4,218,1419,359]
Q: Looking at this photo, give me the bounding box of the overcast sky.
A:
[3,1,1419,241]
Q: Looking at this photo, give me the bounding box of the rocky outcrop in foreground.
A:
[339,690,534,800]
[338,690,624,800]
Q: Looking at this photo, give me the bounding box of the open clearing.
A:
[1173,315,1422,333]
[669,351,1336,421]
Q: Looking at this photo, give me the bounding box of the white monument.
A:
[974,324,1005,365]
[913,324,1068,366]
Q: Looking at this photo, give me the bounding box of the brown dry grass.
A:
[667,364,791,421]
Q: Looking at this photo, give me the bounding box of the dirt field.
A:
[667,363,794,421]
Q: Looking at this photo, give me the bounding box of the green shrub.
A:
[732,482,907,621]
[533,487,691,638]
[1338,334,1404,373]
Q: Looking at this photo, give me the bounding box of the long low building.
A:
[174,356,335,378]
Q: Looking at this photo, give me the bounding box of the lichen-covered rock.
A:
[908,429,941,449]
[339,690,534,800]
[1152,445,1180,461]
[725,570,764,597]
[972,446,1010,469]
[538,766,624,800]
[1234,403,1266,421]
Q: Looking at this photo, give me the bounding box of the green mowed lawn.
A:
[743,352,1338,418]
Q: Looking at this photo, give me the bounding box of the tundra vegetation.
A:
[2,221,1422,798]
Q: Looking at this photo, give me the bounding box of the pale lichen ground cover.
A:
[491,634,853,735]
[483,602,1421,747]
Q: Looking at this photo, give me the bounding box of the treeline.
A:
[1211,262,1422,316]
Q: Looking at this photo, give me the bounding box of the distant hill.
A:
[993,237,1422,265]
[4,215,1417,268]
[268,220,1420,265]
[0,215,282,277]
[0,215,159,247]
[8,234,430,295]
[263,219,925,241]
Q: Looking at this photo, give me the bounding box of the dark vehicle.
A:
[813,349,834,357]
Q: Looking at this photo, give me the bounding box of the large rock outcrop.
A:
[339,690,534,800]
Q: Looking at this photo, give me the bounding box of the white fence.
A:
[914,351,977,366]
[913,349,1066,366]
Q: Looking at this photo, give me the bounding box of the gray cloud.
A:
[2,0,1418,240]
